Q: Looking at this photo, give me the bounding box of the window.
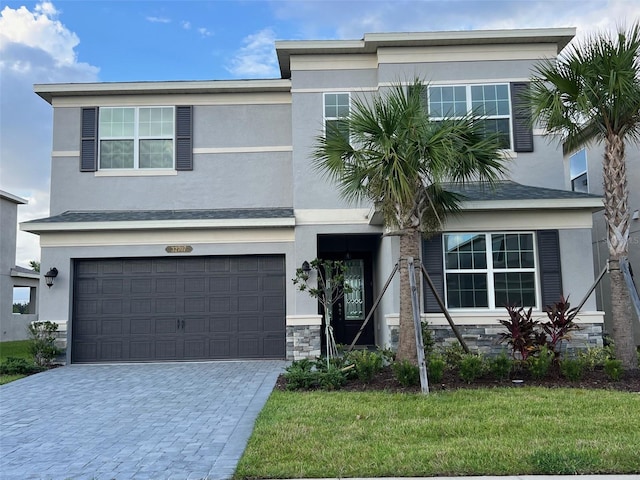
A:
[444,232,537,309]
[428,84,512,149]
[323,93,350,140]
[99,107,174,169]
[569,148,588,193]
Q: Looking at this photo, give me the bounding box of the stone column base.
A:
[285,315,322,360]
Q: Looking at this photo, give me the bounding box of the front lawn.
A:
[0,340,31,361]
[0,340,33,384]
[235,388,640,478]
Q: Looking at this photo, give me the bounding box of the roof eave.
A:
[276,27,576,79]
[34,79,292,104]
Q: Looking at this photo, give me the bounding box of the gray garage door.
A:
[72,256,286,363]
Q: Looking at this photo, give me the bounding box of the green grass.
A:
[235,388,640,478]
[0,340,31,361]
[0,374,26,385]
[0,340,32,385]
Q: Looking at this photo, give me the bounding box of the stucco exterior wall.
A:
[49,103,293,215]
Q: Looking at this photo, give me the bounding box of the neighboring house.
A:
[565,144,640,344]
[24,27,606,364]
[1,190,39,341]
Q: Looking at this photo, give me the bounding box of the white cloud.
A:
[270,0,640,43]
[146,16,171,24]
[181,20,191,30]
[0,2,99,267]
[198,27,212,37]
[226,28,279,78]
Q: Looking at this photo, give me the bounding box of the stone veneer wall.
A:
[286,325,322,360]
[429,323,604,356]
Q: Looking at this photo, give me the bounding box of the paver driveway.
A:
[0,361,285,480]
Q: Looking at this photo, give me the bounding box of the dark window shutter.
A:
[510,82,534,153]
[537,230,563,308]
[175,106,193,171]
[422,234,445,313]
[80,107,98,172]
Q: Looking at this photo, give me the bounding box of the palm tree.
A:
[526,23,640,369]
[313,81,506,363]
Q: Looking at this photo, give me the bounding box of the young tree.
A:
[313,81,506,363]
[527,23,640,369]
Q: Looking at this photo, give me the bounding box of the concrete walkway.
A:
[0,361,285,480]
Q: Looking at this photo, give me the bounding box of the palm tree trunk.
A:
[396,229,420,363]
[603,133,638,369]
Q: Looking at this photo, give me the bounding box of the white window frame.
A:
[427,84,513,150]
[98,106,175,170]
[443,232,540,311]
[323,92,351,137]
[569,148,589,193]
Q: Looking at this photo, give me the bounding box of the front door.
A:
[326,253,375,346]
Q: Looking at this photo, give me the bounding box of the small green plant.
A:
[283,359,318,390]
[427,354,446,383]
[392,359,419,387]
[458,353,486,383]
[317,367,347,390]
[560,358,585,381]
[0,357,43,375]
[604,358,623,381]
[578,345,615,371]
[28,321,61,367]
[440,343,466,369]
[489,352,513,381]
[527,345,554,380]
[421,321,435,358]
[345,349,384,383]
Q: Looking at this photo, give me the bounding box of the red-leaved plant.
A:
[497,305,539,361]
[541,295,581,358]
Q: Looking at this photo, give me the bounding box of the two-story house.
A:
[23,27,606,364]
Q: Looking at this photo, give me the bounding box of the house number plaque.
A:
[165,245,193,253]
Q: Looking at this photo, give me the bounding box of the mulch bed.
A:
[275,365,640,393]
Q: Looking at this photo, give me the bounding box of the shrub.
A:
[284,359,317,390]
[604,358,623,381]
[392,360,419,387]
[458,354,486,383]
[497,305,538,360]
[28,321,61,367]
[578,345,615,371]
[560,358,585,381]
[527,345,554,380]
[441,344,466,369]
[421,321,435,358]
[318,367,347,390]
[427,354,446,383]
[0,357,43,375]
[489,352,513,381]
[541,296,581,358]
[345,349,384,383]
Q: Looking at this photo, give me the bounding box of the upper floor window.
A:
[428,84,512,149]
[569,148,588,193]
[444,232,538,310]
[99,107,175,169]
[323,93,350,140]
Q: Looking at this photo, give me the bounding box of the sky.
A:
[1,0,639,273]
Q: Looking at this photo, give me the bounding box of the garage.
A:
[72,255,286,363]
